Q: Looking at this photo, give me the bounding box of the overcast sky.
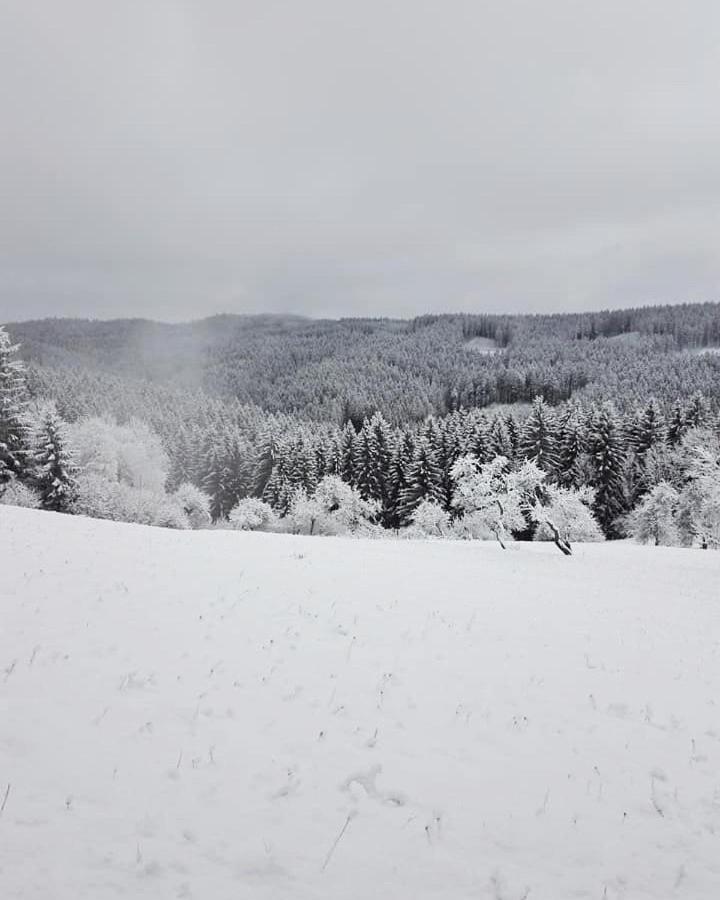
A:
[1,0,719,323]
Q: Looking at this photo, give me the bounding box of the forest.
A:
[2,301,720,549]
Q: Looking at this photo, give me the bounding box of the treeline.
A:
[3,325,720,546]
[8,302,720,424]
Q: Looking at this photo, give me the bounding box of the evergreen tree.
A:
[685,393,709,429]
[520,397,560,474]
[630,398,665,457]
[386,432,415,529]
[33,406,78,512]
[202,442,229,521]
[352,419,381,500]
[0,326,31,486]
[556,406,587,487]
[397,439,443,524]
[253,429,280,497]
[588,403,628,537]
[338,422,356,484]
[666,401,686,446]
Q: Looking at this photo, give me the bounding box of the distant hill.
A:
[7,303,720,424]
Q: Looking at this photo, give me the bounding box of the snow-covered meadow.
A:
[2,507,720,899]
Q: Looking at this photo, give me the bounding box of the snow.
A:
[2,508,720,899]
[464,336,501,354]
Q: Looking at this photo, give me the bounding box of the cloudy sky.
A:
[1,0,718,322]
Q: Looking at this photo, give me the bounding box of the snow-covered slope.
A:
[2,508,720,900]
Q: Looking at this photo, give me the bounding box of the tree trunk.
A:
[547,521,572,556]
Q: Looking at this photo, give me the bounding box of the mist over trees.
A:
[2,302,720,548]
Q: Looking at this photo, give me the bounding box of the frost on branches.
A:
[228,498,278,532]
[451,455,602,554]
[628,430,720,549]
[0,326,32,486]
[285,475,380,536]
[408,500,451,538]
[33,405,78,513]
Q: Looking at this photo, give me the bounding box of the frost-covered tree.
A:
[398,440,443,524]
[72,475,188,528]
[173,482,212,529]
[284,488,325,535]
[298,474,380,535]
[451,455,527,549]
[228,497,278,531]
[33,406,78,512]
[629,398,665,457]
[674,432,720,548]
[0,478,40,509]
[531,485,603,552]
[409,499,451,537]
[520,397,560,474]
[0,326,31,486]
[626,482,680,546]
[587,403,627,538]
[68,417,169,492]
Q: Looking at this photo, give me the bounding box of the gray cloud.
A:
[1,0,718,322]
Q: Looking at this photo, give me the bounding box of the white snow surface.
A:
[2,507,720,899]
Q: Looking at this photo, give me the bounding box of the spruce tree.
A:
[352,419,381,500]
[253,429,280,497]
[397,439,443,524]
[386,432,415,529]
[520,397,560,474]
[202,443,229,521]
[33,406,78,512]
[630,398,665,457]
[666,401,686,446]
[0,326,31,486]
[588,403,628,538]
[556,406,587,487]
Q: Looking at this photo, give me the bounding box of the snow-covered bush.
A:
[72,475,188,529]
[408,500,451,537]
[284,476,380,536]
[228,497,278,531]
[173,482,212,529]
[0,477,41,509]
[284,489,326,535]
[625,482,680,546]
[68,417,169,491]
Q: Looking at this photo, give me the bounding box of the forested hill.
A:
[7,301,720,425]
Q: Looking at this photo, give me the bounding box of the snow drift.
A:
[2,507,720,899]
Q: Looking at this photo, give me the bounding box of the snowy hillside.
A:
[2,509,720,899]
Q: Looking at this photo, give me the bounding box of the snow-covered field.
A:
[2,508,720,900]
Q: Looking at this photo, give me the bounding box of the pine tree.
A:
[33,406,78,512]
[352,418,381,500]
[630,398,665,456]
[338,422,356,485]
[202,442,229,521]
[0,326,32,486]
[588,403,628,538]
[488,416,513,460]
[520,397,560,474]
[556,406,587,487]
[685,393,709,429]
[386,432,415,529]
[666,401,686,446]
[253,429,280,497]
[397,439,443,524]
